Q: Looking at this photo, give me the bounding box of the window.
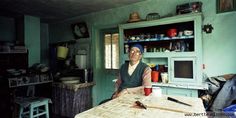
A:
[104,32,119,69]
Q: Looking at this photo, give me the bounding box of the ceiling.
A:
[0,0,145,23]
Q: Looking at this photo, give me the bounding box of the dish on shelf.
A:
[184,30,193,36]
[60,77,80,81]
[61,80,80,84]
[124,35,194,44]
[60,77,80,84]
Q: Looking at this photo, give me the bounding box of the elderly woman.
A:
[112,44,152,99]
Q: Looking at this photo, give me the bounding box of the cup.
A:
[161,72,168,83]
[178,31,183,37]
[160,34,165,39]
[152,86,162,97]
[144,86,152,96]
[151,71,159,82]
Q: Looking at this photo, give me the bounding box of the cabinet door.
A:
[160,86,167,95]
[166,87,198,97]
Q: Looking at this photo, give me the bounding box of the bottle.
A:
[125,45,129,53]
[144,46,147,53]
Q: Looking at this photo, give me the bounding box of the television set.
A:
[170,57,197,84]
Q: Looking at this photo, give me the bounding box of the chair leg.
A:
[36,107,39,118]
[30,105,34,118]
[45,103,49,118]
[19,107,23,118]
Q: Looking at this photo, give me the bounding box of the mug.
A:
[144,86,152,96]
[161,72,168,83]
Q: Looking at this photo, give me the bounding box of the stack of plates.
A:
[60,77,80,84]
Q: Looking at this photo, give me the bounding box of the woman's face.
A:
[129,47,142,63]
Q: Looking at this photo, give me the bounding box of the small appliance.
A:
[176,2,202,15]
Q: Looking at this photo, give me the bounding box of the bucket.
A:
[57,45,69,60]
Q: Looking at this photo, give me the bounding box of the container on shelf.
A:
[151,71,159,82]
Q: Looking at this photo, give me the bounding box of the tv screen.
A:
[174,60,193,79]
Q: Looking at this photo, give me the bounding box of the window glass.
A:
[104,33,119,69]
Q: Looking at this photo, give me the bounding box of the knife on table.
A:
[135,101,147,109]
[135,100,190,113]
[167,97,192,107]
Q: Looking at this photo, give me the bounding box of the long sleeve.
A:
[142,66,152,86]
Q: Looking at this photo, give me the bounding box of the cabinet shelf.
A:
[152,82,208,90]
[124,35,194,44]
[123,52,196,59]
[50,40,76,46]
[10,80,53,88]
[143,52,196,57]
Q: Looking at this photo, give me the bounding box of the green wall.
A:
[40,23,49,65]
[0,16,15,43]
[49,0,236,105]
[24,15,41,67]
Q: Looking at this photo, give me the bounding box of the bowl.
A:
[146,13,160,21]
[60,77,80,84]
[184,30,193,36]
[61,80,80,84]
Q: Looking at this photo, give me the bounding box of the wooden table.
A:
[75,93,207,118]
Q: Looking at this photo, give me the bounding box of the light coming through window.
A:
[104,33,119,69]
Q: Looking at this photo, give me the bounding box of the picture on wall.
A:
[71,22,89,39]
[217,0,236,13]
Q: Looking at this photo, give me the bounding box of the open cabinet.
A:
[119,13,207,97]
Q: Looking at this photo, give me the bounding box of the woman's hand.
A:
[117,89,130,97]
[112,89,129,99]
[112,91,119,99]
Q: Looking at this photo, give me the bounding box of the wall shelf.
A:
[124,35,194,44]
[50,40,76,46]
[8,73,53,88]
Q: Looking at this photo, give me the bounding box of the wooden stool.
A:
[16,97,50,118]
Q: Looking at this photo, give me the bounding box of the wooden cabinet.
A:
[0,52,28,75]
[52,82,94,117]
[119,13,206,97]
[0,51,28,117]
